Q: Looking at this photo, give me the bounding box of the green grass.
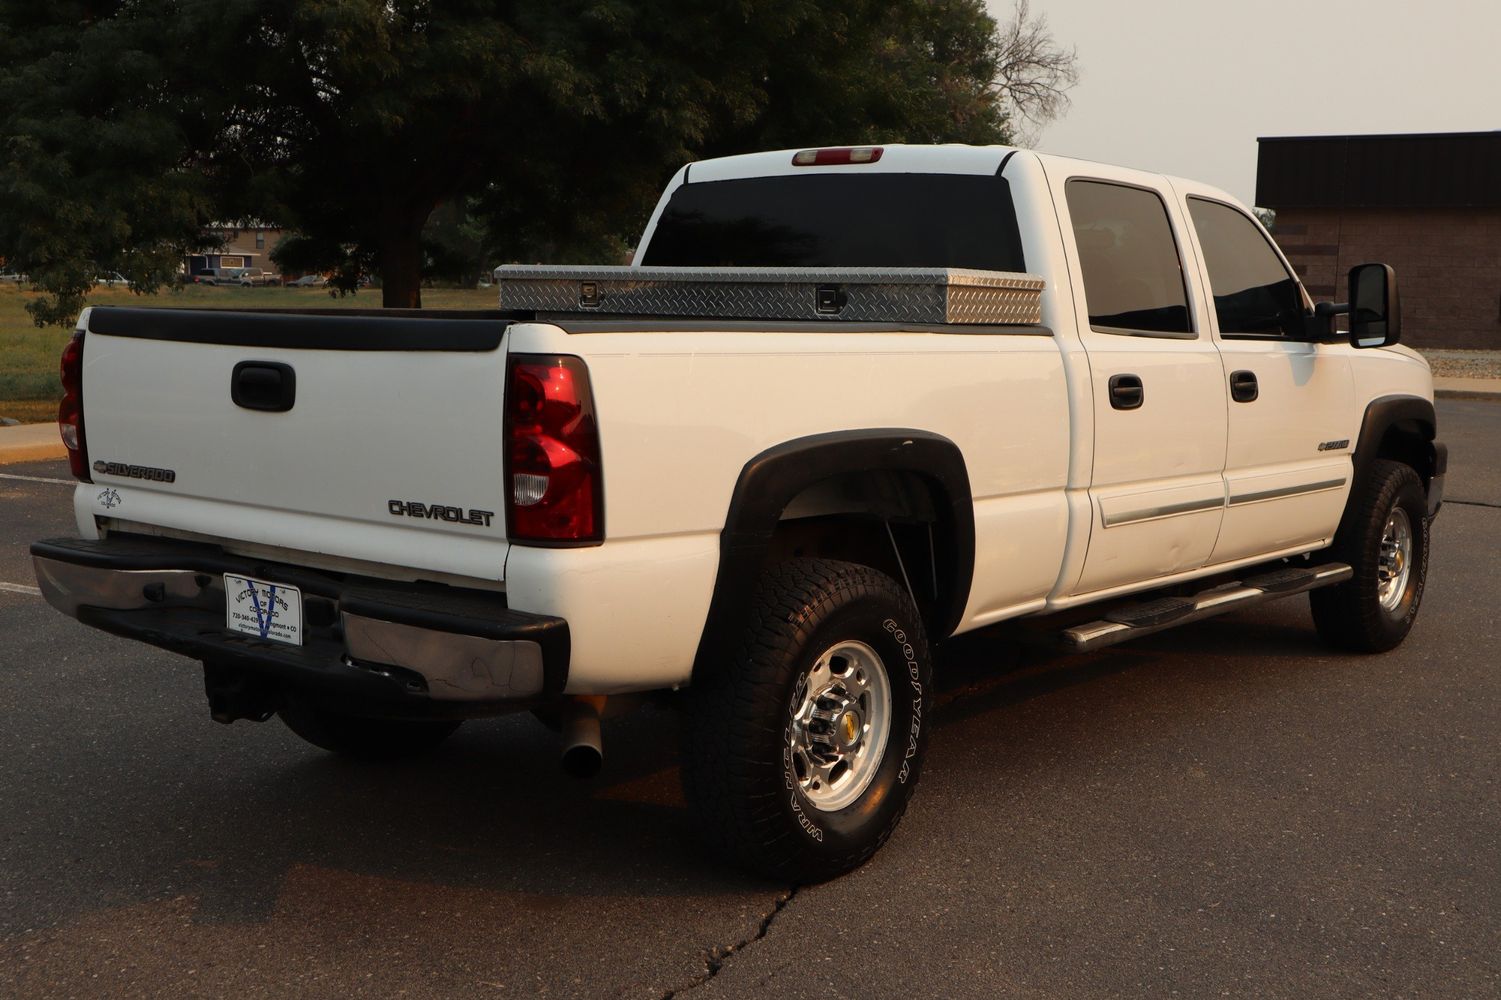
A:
[0,399,61,424]
[0,283,497,423]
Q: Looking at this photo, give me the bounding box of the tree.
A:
[1,1,1078,321]
[991,0,1080,147]
[0,1,223,325]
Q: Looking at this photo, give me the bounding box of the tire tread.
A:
[1310,459,1430,653]
[682,558,927,882]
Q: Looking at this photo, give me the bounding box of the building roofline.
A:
[1258,129,1501,144]
[1256,130,1501,210]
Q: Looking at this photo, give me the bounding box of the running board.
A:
[1061,563,1353,654]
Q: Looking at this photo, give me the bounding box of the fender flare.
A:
[1351,394,1438,489]
[691,429,975,680]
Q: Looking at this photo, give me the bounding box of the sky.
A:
[988,0,1499,206]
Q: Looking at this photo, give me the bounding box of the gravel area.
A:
[1418,349,1501,379]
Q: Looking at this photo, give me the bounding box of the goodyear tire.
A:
[1310,459,1430,653]
[279,698,461,760]
[682,559,931,882]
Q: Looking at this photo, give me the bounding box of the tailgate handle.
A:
[231,361,297,412]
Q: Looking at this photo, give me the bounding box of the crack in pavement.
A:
[660,886,798,998]
[1446,498,1501,509]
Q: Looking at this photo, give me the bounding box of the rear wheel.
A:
[681,559,931,882]
[278,698,461,760]
[1310,459,1430,652]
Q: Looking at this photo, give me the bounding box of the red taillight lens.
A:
[58,330,91,482]
[504,354,602,543]
[791,146,884,166]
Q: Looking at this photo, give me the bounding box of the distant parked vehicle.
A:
[94,272,128,287]
[287,273,329,288]
[195,268,244,285]
[238,267,282,287]
[0,271,29,284]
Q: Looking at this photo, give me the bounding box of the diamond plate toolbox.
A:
[495,265,1045,326]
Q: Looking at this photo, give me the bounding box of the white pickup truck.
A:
[34,145,1445,881]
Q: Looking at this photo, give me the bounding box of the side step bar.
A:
[1062,563,1353,654]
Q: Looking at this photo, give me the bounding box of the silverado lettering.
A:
[92,460,176,483]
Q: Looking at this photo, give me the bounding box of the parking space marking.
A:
[0,581,42,596]
[0,473,75,486]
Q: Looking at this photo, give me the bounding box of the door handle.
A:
[1108,373,1144,410]
[1229,370,1259,403]
[232,361,297,412]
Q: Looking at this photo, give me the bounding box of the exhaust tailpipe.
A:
[560,697,605,778]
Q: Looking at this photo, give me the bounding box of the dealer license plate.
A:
[224,574,303,646]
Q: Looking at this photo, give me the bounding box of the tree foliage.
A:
[1,1,1075,321]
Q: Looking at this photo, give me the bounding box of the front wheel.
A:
[681,559,932,882]
[1310,459,1430,652]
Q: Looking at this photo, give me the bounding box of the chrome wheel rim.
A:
[788,639,892,812]
[1377,506,1413,613]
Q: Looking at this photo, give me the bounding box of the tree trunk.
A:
[378,212,426,309]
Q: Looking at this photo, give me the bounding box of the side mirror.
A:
[1347,262,1400,348]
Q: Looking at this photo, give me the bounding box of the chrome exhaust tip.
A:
[560,697,604,778]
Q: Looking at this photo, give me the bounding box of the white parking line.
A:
[0,473,75,486]
[0,581,42,596]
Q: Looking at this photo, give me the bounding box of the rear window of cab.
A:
[640,173,1027,272]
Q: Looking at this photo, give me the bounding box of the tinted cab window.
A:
[641,173,1026,271]
[1187,198,1305,338]
[1065,180,1192,337]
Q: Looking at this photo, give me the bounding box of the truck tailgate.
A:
[78,307,513,582]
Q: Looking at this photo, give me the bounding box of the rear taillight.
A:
[504,354,602,543]
[59,330,91,482]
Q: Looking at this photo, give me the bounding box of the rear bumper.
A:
[31,535,569,714]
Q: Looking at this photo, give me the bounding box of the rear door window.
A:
[1065,180,1193,337]
[1187,197,1306,338]
[640,173,1026,272]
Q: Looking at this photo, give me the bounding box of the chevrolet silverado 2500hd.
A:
[33,145,1445,881]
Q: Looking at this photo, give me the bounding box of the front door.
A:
[1176,193,1354,566]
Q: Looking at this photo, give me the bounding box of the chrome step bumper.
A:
[31,535,569,710]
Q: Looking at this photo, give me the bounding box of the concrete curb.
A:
[1434,376,1501,401]
[0,424,66,466]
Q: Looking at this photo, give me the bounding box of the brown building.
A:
[187,223,288,279]
[1256,131,1501,349]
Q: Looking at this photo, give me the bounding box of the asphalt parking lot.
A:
[2,399,1497,999]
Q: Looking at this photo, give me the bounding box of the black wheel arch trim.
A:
[691,429,975,681]
[1351,394,1441,492]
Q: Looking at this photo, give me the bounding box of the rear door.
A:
[1047,168,1229,597]
[1174,192,1354,565]
[79,307,514,582]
